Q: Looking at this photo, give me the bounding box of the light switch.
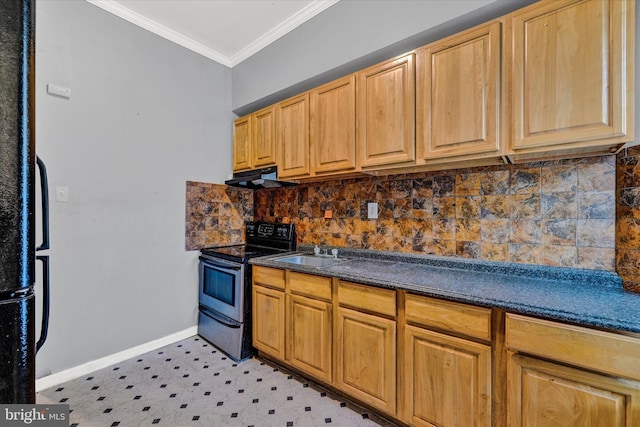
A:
[367,202,378,219]
[47,83,71,99]
[56,186,69,202]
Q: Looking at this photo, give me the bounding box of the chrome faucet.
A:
[314,245,339,258]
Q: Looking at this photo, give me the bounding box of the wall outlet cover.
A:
[367,202,378,219]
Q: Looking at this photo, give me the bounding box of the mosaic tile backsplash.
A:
[185,154,640,292]
[185,181,253,250]
[617,146,640,293]
[254,156,616,272]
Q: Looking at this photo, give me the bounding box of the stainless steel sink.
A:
[272,254,348,268]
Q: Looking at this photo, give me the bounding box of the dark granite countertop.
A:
[250,245,640,334]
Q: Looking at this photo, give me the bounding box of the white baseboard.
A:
[36,326,198,392]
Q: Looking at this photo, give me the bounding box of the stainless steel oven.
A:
[198,221,295,361]
[198,256,244,322]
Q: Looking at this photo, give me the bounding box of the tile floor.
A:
[37,336,396,427]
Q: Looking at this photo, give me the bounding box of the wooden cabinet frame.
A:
[232,115,252,171]
[277,93,310,179]
[416,21,502,164]
[336,306,397,414]
[253,268,640,427]
[404,325,491,427]
[234,0,634,178]
[232,106,277,172]
[357,53,416,169]
[508,352,640,426]
[310,74,357,174]
[252,284,286,360]
[506,0,635,161]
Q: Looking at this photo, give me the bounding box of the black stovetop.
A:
[200,244,286,263]
[200,221,296,263]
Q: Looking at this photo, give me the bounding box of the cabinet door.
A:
[252,285,285,360]
[336,306,396,415]
[508,352,640,427]
[417,21,501,161]
[277,93,310,179]
[252,106,277,168]
[310,74,357,174]
[357,53,415,168]
[508,0,634,154]
[404,325,491,427]
[287,294,332,383]
[232,115,251,171]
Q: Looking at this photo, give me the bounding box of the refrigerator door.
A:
[0,0,35,294]
[0,294,35,402]
[0,0,36,403]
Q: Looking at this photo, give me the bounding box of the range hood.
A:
[225,166,297,189]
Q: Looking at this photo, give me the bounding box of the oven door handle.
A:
[199,304,242,328]
[199,256,242,270]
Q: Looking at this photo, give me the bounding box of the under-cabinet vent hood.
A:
[225,166,297,189]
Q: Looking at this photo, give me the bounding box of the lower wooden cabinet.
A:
[287,293,332,383]
[252,284,285,360]
[252,267,640,427]
[404,325,491,427]
[506,313,640,427]
[507,352,640,427]
[403,293,492,427]
[336,306,397,415]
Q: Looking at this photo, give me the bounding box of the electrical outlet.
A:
[367,202,378,219]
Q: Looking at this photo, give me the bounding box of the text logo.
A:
[0,405,68,426]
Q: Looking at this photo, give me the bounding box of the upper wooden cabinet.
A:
[416,21,502,164]
[310,74,357,174]
[506,0,635,161]
[277,93,310,179]
[232,115,251,171]
[232,106,277,172]
[357,53,416,169]
[233,0,635,177]
[252,106,277,168]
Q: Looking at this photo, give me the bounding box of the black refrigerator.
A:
[0,0,49,404]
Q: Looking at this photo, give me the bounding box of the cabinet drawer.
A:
[253,266,285,290]
[289,272,332,301]
[406,293,492,341]
[338,281,396,318]
[506,313,640,381]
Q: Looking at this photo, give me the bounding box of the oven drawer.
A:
[253,266,285,290]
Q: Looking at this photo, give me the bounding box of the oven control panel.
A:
[246,221,296,248]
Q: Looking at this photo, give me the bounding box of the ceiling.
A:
[86,0,340,68]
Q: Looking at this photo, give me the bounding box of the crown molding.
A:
[229,0,340,67]
[86,0,233,67]
[86,0,340,68]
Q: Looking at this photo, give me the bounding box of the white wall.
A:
[35,0,233,374]
[231,0,535,115]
